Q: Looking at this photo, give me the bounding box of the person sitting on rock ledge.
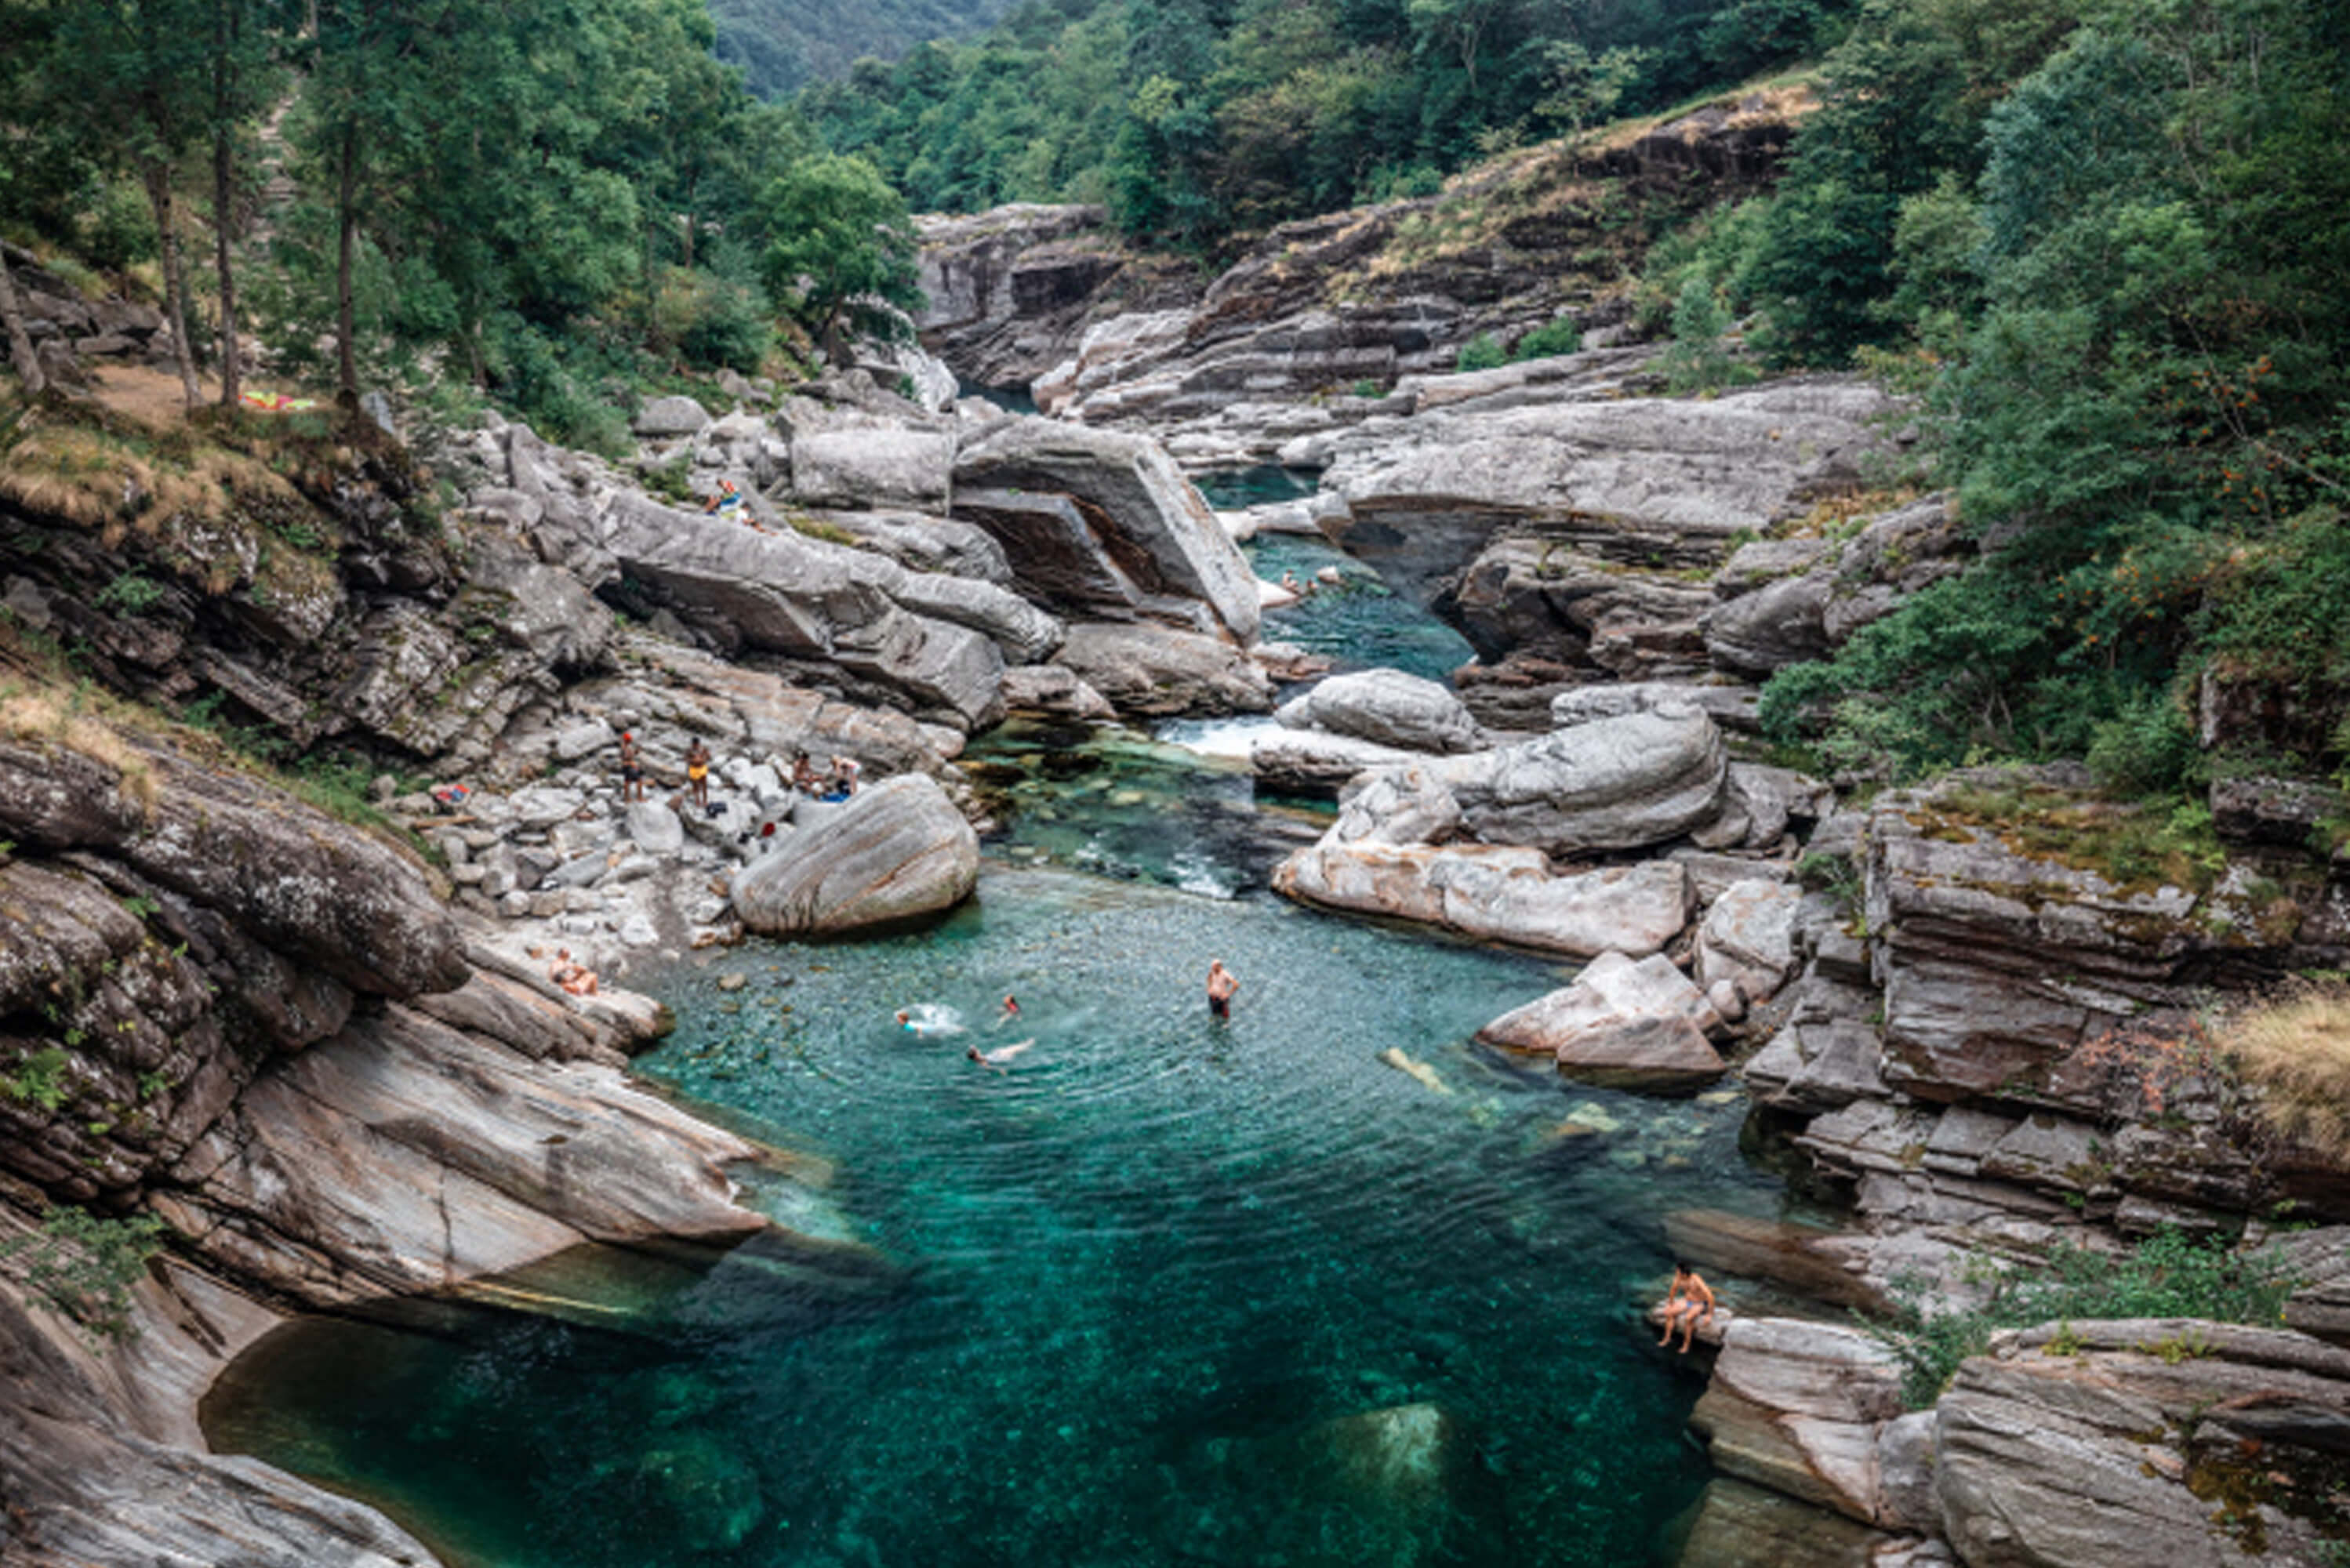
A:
[791,752,820,793]
[822,755,860,802]
[1656,1262,1715,1353]
[549,948,600,997]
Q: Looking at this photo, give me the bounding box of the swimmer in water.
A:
[967,1038,1036,1069]
[1207,959,1238,1020]
[993,994,1021,1029]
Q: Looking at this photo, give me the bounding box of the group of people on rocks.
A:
[616,729,861,815]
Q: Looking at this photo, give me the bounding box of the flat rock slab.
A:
[1274,842,1691,959]
[1052,621,1273,717]
[1275,667,1484,754]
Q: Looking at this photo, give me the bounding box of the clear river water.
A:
[200,473,1793,1567]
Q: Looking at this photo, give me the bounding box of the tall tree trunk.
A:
[0,250,45,395]
[143,161,203,409]
[335,119,358,405]
[212,0,242,408]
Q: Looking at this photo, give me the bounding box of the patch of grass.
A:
[1929,775,2228,895]
[2225,982,2350,1163]
[1870,1229,2296,1409]
[785,512,860,547]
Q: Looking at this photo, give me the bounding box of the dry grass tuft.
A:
[0,682,159,821]
[2226,985,2350,1162]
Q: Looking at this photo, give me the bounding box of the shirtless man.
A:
[1657,1262,1716,1352]
[1206,960,1238,1020]
[618,731,645,804]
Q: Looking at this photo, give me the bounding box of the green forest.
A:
[0,0,921,452]
[801,0,1852,244]
[710,0,1015,100]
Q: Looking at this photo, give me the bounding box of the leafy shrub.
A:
[78,177,158,273]
[93,574,165,617]
[2085,690,2199,798]
[1661,276,1756,394]
[1513,319,1584,361]
[1872,1229,2296,1409]
[1454,333,1506,373]
[0,1045,71,1112]
[0,1207,167,1342]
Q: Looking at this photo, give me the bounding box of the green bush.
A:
[1513,318,1584,361]
[2086,690,2199,798]
[93,574,165,617]
[78,177,158,273]
[1454,333,1506,373]
[0,1207,167,1343]
[1871,1229,2296,1409]
[0,1046,71,1112]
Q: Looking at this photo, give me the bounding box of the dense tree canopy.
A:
[0,0,915,445]
[800,0,1861,247]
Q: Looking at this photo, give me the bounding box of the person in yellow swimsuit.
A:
[686,739,711,810]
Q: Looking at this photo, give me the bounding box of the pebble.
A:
[717,973,748,993]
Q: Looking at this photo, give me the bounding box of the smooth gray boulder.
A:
[603,493,1004,728]
[1274,669,1484,754]
[1550,680,1760,734]
[1478,950,1727,1091]
[1052,622,1274,717]
[627,800,685,856]
[731,774,979,937]
[1342,706,1729,856]
[794,509,1012,582]
[887,570,1065,662]
[1703,571,1832,675]
[634,394,710,437]
[999,664,1117,720]
[953,417,1260,641]
[1273,840,1691,958]
[1249,728,1425,797]
[789,427,956,512]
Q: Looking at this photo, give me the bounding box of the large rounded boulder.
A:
[731,774,979,937]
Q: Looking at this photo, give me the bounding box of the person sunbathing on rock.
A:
[1656,1262,1716,1352]
[549,948,600,997]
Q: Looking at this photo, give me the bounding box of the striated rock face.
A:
[730,772,979,937]
[1248,727,1428,797]
[603,492,1008,729]
[1478,950,1726,1091]
[1934,1321,2350,1568]
[1314,380,1895,618]
[953,416,1260,641]
[1273,668,1484,754]
[158,1002,767,1301]
[1690,1318,1911,1528]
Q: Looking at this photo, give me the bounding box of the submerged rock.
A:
[730,774,979,938]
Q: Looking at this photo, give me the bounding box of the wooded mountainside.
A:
[0,0,921,450]
[710,0,1016,100]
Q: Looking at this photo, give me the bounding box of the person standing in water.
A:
[1206,960,1238,1020]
